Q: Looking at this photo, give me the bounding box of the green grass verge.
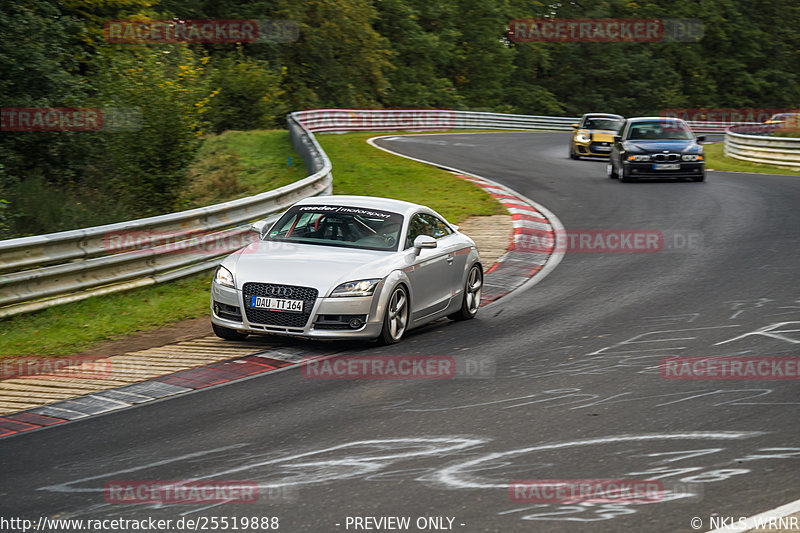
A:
[179,130,306,209]
[318,132,505,223]
[0,272,212,357]
[1,130,507,358]
[704,142,800,176]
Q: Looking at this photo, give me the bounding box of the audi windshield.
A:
[265,205,405,251]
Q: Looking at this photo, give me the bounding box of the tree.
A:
[276,0,392,109]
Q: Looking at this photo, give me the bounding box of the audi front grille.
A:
[242,283,319,328]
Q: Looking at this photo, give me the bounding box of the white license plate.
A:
[654,163,681,170]
[594,146,611,151]
[250,296,303,313]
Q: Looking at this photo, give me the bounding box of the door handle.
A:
[446,256,454,265]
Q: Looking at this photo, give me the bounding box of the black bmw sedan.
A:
[608,117,706,182]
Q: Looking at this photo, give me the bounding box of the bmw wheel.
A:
[620,164,637,182]
[449,264,482,321]
[379,285,408,344]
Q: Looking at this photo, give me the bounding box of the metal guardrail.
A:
[725,125,800,169]
[293,109,580,132]
[2,108,793,318]
[0,113,332,318]
[687,121,761,134]
[292,109,756,134]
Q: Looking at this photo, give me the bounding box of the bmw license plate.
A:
[654,163,681,170]
[250,296,303,313]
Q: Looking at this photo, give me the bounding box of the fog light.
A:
[349,318,364,329]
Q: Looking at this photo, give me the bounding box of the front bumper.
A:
[624,161,704,178]
[210,282,386,339]
[574,141,613,157]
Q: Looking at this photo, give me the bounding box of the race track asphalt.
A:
[1,132,798,533]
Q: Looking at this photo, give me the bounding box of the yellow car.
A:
[570,113,625,159]
[765,112,800,128]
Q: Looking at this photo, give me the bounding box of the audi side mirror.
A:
[412,235,437,255]
[250,220,270,236]
[696,135,706,143]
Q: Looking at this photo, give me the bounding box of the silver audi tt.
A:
[210,195,483,344]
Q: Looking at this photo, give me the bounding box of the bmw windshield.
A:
[265,205,404,251]
[626,120,695,140]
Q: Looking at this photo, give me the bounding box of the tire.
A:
[607,162,618,179]
[212,323,248,341]
[570,146,580,160]
[449,264,482,321]
[620,164,637,182]
[378,285,409,345]
[692,171,705,182]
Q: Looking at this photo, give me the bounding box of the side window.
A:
[406,214,427,249]
[405,213,452,248]
[427,214,453,239]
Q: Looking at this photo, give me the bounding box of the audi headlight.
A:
[576,133,590,143]
[214,266,235,288]
[331,279,381,297]
[682,154,703,161]
[627,154,651,161]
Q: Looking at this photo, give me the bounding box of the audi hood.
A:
[220,240,404,295]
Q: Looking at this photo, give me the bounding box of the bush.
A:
[774,127,800,138]
[89,45,213,215]
[203,52,288,133]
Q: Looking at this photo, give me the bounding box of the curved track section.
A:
[0,132,798,532]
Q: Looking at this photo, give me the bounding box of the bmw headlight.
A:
[627,154,651,161]
[331,279,381,297]
[214,266,235,288]
[577,133,591,143]
[682,154,703,161]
